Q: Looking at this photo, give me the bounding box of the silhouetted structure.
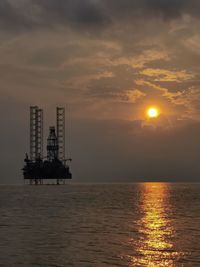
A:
[23,106,72,185]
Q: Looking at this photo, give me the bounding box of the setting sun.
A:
[147,107,160,118]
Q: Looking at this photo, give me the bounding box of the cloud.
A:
[183,34,200,55]
[140,68,195,82]
[112,50,170,69]
[1,0,200,183]
[1,0,200,33]
[122,90,146,103]
[0,0,32,31]
[0,0,110,32]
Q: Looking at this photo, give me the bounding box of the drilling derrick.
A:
[23,106,72,185]
[47,126,59,161]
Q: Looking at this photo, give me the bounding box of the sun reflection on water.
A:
[131,183,182,267]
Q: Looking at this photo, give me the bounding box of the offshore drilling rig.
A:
[22,106,72,185]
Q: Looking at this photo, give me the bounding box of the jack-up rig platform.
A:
[22,106,72,185]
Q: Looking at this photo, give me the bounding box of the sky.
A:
[1,0,200,183]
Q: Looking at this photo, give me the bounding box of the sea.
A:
[0,183,199,267]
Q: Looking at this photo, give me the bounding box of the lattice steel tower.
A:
[30,106,43,161]
[56,107,65,161]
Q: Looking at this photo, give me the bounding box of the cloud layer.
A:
[1,0,200,32]
[1,0,200,182]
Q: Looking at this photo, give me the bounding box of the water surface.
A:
[0,183,199,266]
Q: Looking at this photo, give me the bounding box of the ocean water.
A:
[0,183,199,267]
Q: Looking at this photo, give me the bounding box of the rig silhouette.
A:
[23,106,72,185]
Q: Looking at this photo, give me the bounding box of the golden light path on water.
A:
[131,183,183,266]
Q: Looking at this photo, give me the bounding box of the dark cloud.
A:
[0,0,31,31]
[104,0,200,22]
[34,0,109,28]
[0,0,110,32]
[0,0,200,33]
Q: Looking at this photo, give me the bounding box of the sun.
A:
[147,107,160,118]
